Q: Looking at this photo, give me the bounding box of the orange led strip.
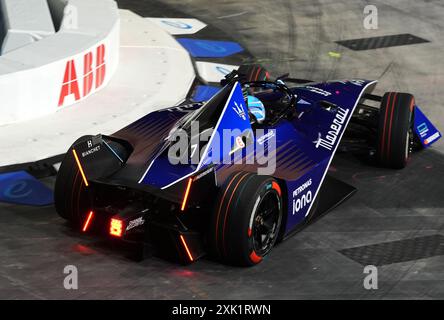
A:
[180,235,194,262]
[72,149,89,187]
[180,178,193,211]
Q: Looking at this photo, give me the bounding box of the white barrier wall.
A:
[0,9,195,167]
[0,0,56,54]
[0,0,120,125]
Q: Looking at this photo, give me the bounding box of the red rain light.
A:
[110,218,123,237]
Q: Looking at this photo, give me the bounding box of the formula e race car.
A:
[54,65,441,266]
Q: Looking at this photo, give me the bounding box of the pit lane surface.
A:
[0,0,443,299]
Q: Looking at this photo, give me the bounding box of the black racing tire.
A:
[54,136,92,226]
[377,92,415,169]
[208,172,283,267]
[237,64,270,83]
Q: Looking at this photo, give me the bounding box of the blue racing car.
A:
[54,65,441,266]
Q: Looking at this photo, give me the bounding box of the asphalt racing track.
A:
[0,0,443,299]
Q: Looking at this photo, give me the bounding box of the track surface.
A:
[0,0,443,299]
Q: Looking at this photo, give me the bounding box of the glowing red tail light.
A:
[110,218,123,237]
[82,211,94,232]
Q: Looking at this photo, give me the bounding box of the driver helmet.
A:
[247,95,266,124]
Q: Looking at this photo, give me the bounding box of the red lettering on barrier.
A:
[58,44,107,107]
[83,52,93,97]
[96,44,106,89]
[58,60,81,107]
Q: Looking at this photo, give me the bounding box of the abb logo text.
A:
[58,44,106,107]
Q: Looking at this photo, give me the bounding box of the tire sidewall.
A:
[249,182,283,257]
[377,93,414,169]
[222,174,283,266]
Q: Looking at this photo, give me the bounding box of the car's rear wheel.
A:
[208,172,283,266]
[377,92,415,169]
[54,136,92,226]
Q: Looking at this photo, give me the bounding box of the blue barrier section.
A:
[177,38,244,57]
[192,85,220,102]
[0,171,53,206]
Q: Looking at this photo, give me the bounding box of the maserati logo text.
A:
[314,107,349,151]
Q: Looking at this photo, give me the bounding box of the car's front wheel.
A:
[208,172,283,266]
[377,92,415,169]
